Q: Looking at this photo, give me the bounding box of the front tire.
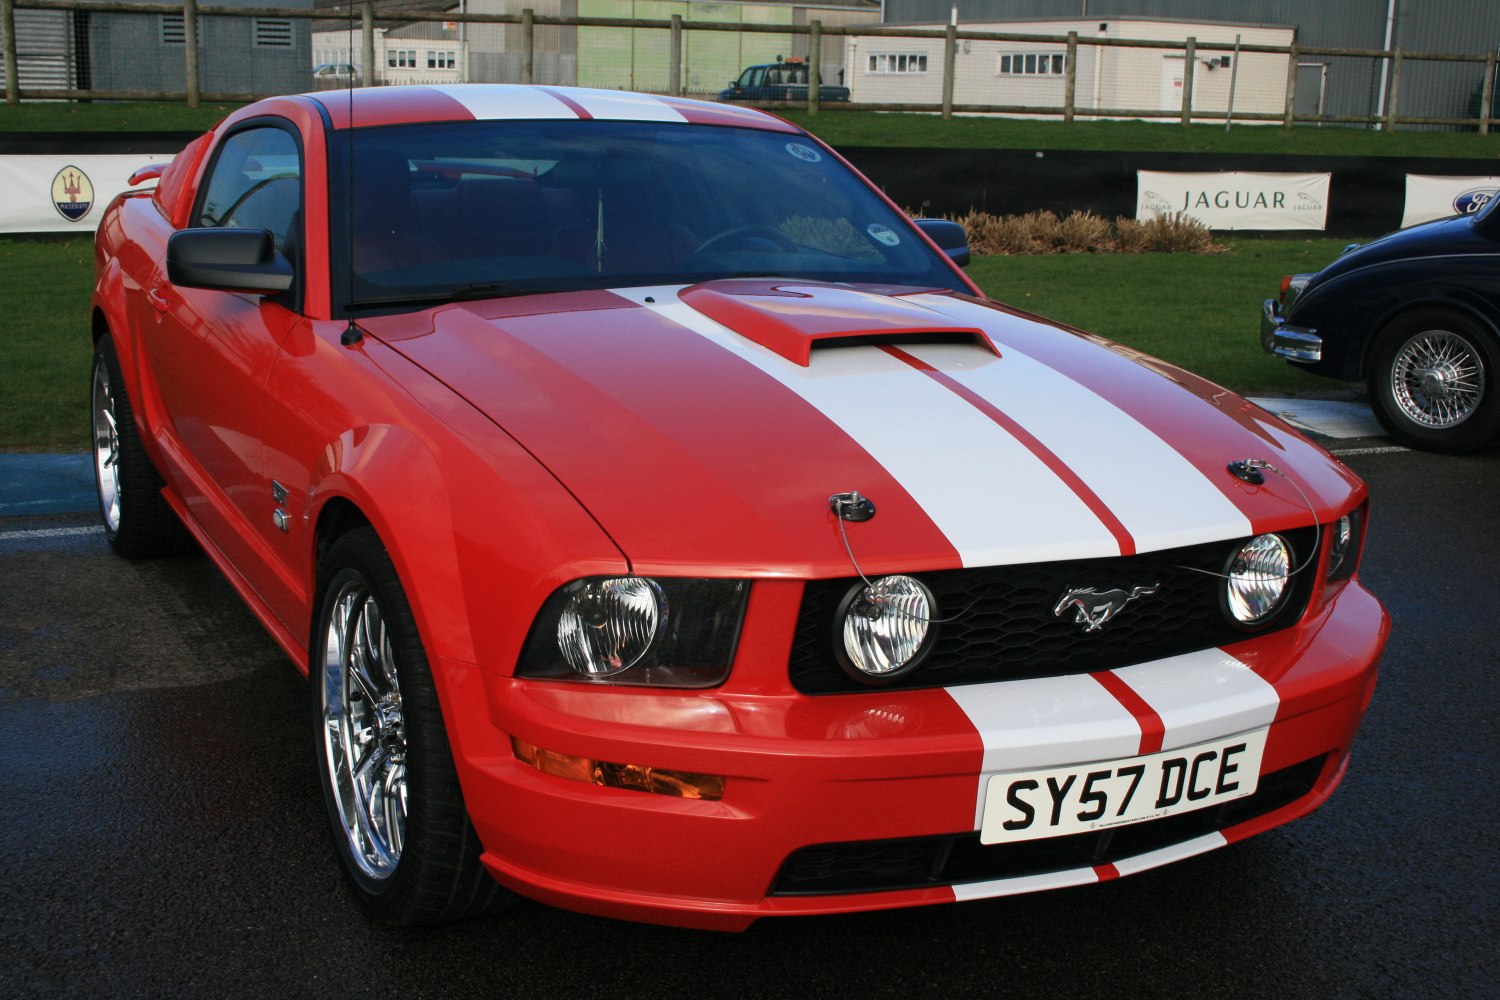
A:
[91,333,191,557]
[1368,308,1500,454]
[312,527,507,924]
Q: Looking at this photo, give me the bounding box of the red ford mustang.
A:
[90,85,1388,930]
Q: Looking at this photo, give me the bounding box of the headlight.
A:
[518,577,748,687]
[836,575,937,683]
[1224,534,1293,625]
[1326,508,1364,582]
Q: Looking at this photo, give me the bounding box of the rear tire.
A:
[312,526,509,924]
[1367,308,1500,454]
[91,333,192,557]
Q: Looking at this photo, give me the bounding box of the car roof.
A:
[298,84,802,133]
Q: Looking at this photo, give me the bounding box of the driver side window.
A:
[196,126,302,253]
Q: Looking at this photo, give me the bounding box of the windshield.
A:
[327,119,966,313]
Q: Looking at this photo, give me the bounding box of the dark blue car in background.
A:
[1262,192,1500,453]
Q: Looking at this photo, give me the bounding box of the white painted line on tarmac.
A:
[0,525,103,541]
[1328,445,1410,457]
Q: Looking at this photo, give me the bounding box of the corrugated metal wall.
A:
[882,0,1498,124]
[3,10,76,90]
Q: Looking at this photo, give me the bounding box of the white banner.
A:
[0,154,171,234]
[1401,174,1500,228]
[1137,171,1331,231]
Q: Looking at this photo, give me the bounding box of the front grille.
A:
[770,755,1326,896]
[790,530,1316,694]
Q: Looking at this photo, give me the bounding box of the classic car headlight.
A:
[836,575,938,683]
[518,577,748,687]
[1326,508,1364,582]
[1225,534,1293,625]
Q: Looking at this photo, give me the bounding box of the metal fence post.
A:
[2,0,19,106]
[521,8,534,85]
[669,13,682,97]
[1385,46,1403,130]
[941,23,956,120]
[1283,39,1299,127]
[1180,36,1195,126]
[1480,47,1496,135]
[183,0,199,108]
[360,2,374,86]
[807,20,821,115]
[1063,31,1077,124]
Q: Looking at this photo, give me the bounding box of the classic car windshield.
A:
[327,120,967,311]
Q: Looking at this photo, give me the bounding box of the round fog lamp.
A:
[557,577,666,677]
[1226,534,1292,624]
[839,575,936,681]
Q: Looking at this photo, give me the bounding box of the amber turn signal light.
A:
[512,738,725,801]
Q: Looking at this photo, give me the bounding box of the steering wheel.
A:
[691,225,798,255]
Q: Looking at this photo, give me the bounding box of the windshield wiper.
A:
[350,281,539,310]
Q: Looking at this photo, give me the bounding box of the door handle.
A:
[147,287,170,313]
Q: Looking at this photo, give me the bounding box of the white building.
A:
[312,20,465,86]
[845,16,1294,121]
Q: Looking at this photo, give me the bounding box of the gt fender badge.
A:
[1053,584,1160,633]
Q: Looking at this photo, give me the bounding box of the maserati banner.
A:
[1400,174,1500,228]
[0,154,169,234]
[1136,171,1331,231]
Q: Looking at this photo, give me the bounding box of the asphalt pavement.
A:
[2,423,1495,999]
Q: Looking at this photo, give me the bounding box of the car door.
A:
[143,120,308,604]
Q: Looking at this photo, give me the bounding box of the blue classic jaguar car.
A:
[1262,192,1500,453]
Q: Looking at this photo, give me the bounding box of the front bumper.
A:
[454,579,1386,931]
[1261,299,1323,362]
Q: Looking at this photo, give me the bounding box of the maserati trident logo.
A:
[1053,584,1161,633]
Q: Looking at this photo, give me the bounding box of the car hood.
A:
[365,279,1362,577]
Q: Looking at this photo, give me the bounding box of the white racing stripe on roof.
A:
[426,84,579,120]
[613,286,1121,567]
[564,88,688,122]
[904,299,1253,554]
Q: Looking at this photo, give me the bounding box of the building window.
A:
[427,51,456,70]
[867,53,928,74]
[999,52,1066,76]
[254,18,293,48]
[160,14,184,46]
[387,49,417,69]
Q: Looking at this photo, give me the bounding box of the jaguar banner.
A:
[1400,174,1500,228]
[1136,171,1331,231]
[0,154,170,234]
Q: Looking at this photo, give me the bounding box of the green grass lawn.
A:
[3,98,1497,159]
[0,233,1354,453]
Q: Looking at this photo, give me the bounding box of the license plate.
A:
[979,729,1269,845]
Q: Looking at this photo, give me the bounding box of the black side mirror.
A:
[915,218,971,268]
[167,228,293,293]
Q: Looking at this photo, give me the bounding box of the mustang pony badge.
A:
[1053,584,1161,633]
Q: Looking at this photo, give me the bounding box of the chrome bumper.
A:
[1261,299,1322,363]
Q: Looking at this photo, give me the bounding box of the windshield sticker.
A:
[866,223,901,247]
[785,143,823,163]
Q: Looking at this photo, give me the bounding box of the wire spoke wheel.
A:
[1389,328,1485,429]
[321,579,408,882]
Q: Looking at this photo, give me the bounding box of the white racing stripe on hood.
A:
[426,84,579,120]
[614,286,1121,566]
[901,306,1253,553]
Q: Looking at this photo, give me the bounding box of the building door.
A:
[1296,62,1327,119]
[1161,55,1185,113]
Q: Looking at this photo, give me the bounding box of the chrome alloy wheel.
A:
[321,579,408,882]
[1389,328,1486,429]
[91,357,122,533]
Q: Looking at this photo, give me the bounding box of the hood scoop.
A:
[679,279,998,366]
